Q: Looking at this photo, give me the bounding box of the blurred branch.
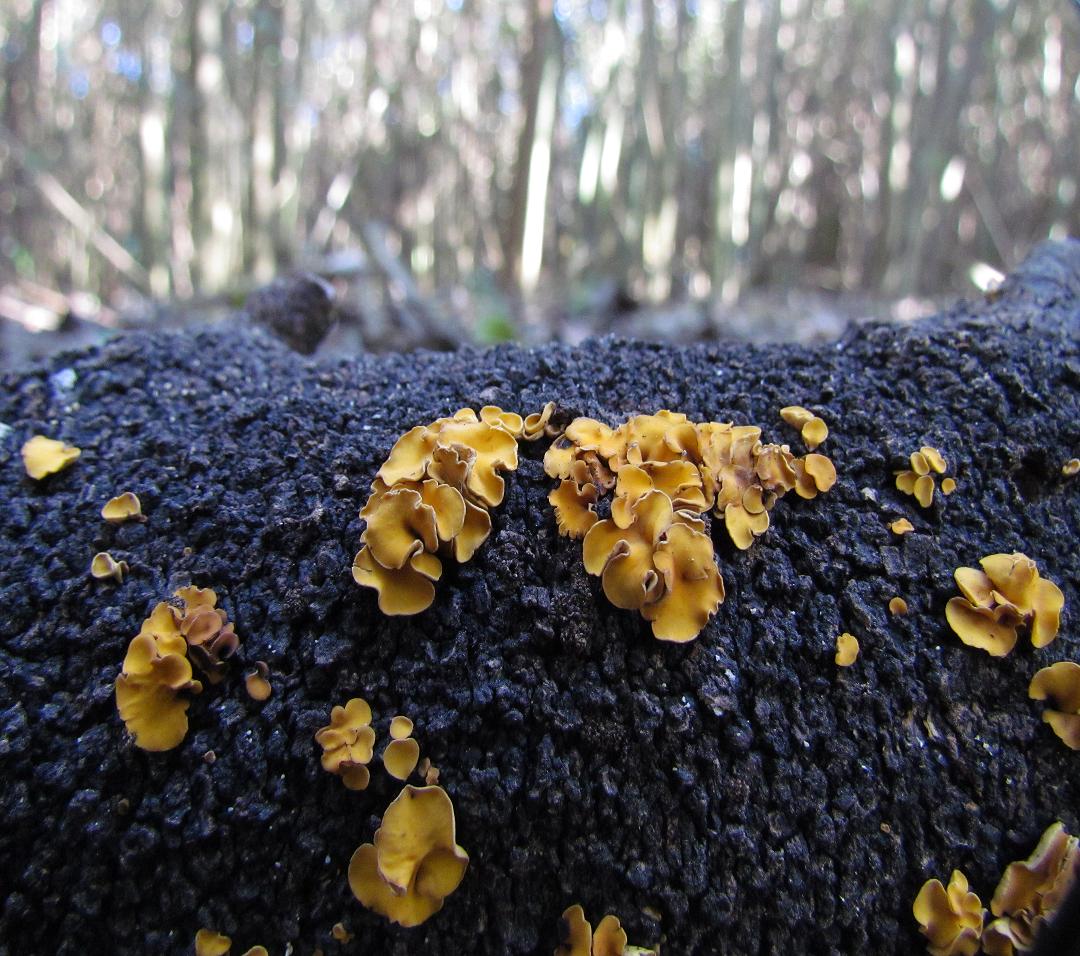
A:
[0,123,151,293]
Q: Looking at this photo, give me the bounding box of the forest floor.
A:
[0,242,1076,955]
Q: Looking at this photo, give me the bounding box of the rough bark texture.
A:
[1,241,1078,956]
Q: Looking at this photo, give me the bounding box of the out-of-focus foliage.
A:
[0,0,1077,314]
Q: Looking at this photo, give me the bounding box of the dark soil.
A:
[0,241,1078,956]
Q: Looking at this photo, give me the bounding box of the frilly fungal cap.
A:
[912,869,984,956]
[549,477,599,539]
[348,785,469,927]
[352,546,443,616]
[1028,662,1080,750]
[115,613,203,752]
[555,904,592,956]
[102,492,142,523]
[21,434,80,480]
[946,553,1063,656]
[554,905,657,956]
[91,551,128,583]
[316,698,376,790]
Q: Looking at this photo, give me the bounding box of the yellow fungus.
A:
[780,405,814,429]
[316,698,376,790]
[91,552,128,583]
[946,553,1063,656]
[1063,458,1080,477]
[115,622,202,752]
[890,518,915,535]
[549,478,599,539]
[894,446,950,508]
[331,922,353,943]
[920,446,947,474]
[352,546,442,616]
[555,904,593,956]
[941,477,957,495]
[480,405,524,437]
[21,435,81,480]
[384,737,421,780]
[983,822,1078,954]
[889,597,909,616]
[553,905,657,956]
[244,662,272,702]
[195,930,232,956]
[348,785,469,927]
[835,633,859,667]
[390,715,414,740]
[1028,663,1080,750]
[641,522,726,643]
[802,417,828,450]
[914,474,935,508]
[101,492,143,523]
[523,401,556,440]
[912,870,984,956]
[173,587,240,684]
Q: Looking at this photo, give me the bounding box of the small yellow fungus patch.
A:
[316,698,377,791]
[21,435,80,480]
[523,401,556,441]
[549,478,599,539]
[390,715,414,739]
[912,869,984,956]
[348,785,469,927]
[356,408,526,614]
[115,610,203,752]
[384,738,421,780]
[102,492,142,523]
[941,477,957,495]
[331,922,353,943]
[835,632,859,667]
[91,552,128,583]
[982,822,1078,954]
[1063,458,1080,477]
[1028,662,1080,750]
[890,518,915,535]
[554,905,657,956]
[895,446,950,508]
[244,661,272,702]
[889,597,909,616]
[782,404,829,451]
[945,553,1064,656]
[195,930,232,956]
[547,409,836,641]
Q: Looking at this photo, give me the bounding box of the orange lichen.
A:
[316,698,377,791]
[1028,662,1080,750]
[101,492,142,523]
[913,870,985,956]
[982,822,1079,955]
[21,434,80,480]
[945,553,1064,657]
[244,661,272,702]
[115,604,203,751]
[355,409,525,614]
[91,551,128,583]
[895,446,949,508]
[890,518,915,535]
[348,785,469,927]
[835,632,859,667]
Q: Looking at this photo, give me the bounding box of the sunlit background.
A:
[1,0,1078,354]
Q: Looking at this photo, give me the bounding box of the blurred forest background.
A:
[0,0,1078,360]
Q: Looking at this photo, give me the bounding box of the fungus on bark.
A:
[244,661,272,702]
[316,698,377,791]
[945,553,1063,657]
[91,551,128,583]
[913,870,985,956]
[348,785,469,927]
[102,492,143,523]
[895,446,949,508]
[1028,662,1080,750]
[890,518,915,535]
[554,905,657,956]
[21,434,80,479]
[835,632,860,667]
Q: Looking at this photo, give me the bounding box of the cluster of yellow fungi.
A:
[316,698,430,791]
[348,784,469,927]
[21,434,80,479]
[353,403,555,615]
[945,553,1063,657]
[115,587,246,751]
[555,904,657,956]
[194,929,266,956]
[545,409,836,641]
[895,446,954,507]
[914,821,1078,956]
[1028,662,1080,750]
